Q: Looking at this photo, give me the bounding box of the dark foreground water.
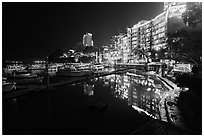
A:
[3,73,177,135]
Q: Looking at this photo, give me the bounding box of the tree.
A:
[133,47,148,62]
[167,2,202,64]
[182,2,202,28]
[167,28,201,64]
[74,42,85,52]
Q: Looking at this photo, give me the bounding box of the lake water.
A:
[3,72,173,135]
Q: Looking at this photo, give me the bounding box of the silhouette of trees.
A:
[74,42,85,52]
[182,2,202,28]
[167,2,202,64]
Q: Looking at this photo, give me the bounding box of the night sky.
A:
[3,2,163,61]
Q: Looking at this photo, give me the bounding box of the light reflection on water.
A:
[83,73,170,121]
[3,72,180,134]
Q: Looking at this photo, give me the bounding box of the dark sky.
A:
[3,2,164,60]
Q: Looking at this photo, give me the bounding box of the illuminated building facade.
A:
[164,2,186,18]
[115,33,130,63]
[151,11,168,53]
[127,20,154,63]
[83,33,93,47]
[105,2,187,63]
[127,11,168,62]
[84,82,94,96]
[102,46,110,63]
[121,34,130,63]
[108,33,130,63]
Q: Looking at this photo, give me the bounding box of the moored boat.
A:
[93,64,104,71]
[5,70,44,84]
[57,65,94,77]
[2,78,16,92]
[127,69,156,76]
[3,65,26,74]
[6,70,38,79]
[57,69,94,77]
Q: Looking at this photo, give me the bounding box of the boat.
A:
[126,72,144,78]
[93,64,104,71]
[93,70,106,76]
[57,69,94,77]
[48,64,58,72]
[69,70,93,77]
[6,70,38,79]
[91,64,106,76]
[127,69,156,76]
[27,64,45,70]
[3,81,16,92]
[3,65,26,74]
[57,66,94,77]
[137,71,156,75]
[2,78,16,92]
[5,70,44,84]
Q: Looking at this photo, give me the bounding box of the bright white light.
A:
[147,87,151,91]
[183,87,189,91]
[154,46,161,51]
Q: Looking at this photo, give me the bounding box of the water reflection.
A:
[84,79,94,96]
[89,73,170,120]
[11,98,18,115]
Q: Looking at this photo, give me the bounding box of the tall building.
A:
[83,33,93,47]
[105,2,188,63]
[108,33,130,63]
[165,2,187,33]
[127,12,168,63]
[126,2,187,62]
[151,11,168,52]
[127,20,155,62]
[164,2,186,18]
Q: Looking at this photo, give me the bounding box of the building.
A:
[121,34,131,63]
[103,2,188,64]
[128,20,153,63]
[83,33,93,47]
[126,2,187,63]
[127,8,170,62]
[101,46,110,63]
[164,2,186,18]
[151,11,168,54]
[108,33,130,63]
[165,2,187,33]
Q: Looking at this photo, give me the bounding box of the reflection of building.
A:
[84,83,94,96]
[128,75,162,119]
[114,75,130,99]
[83,33,93,47]
[103,74,164,119]
[120,35,130,63]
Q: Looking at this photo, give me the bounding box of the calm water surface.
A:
[3,72,171,135]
